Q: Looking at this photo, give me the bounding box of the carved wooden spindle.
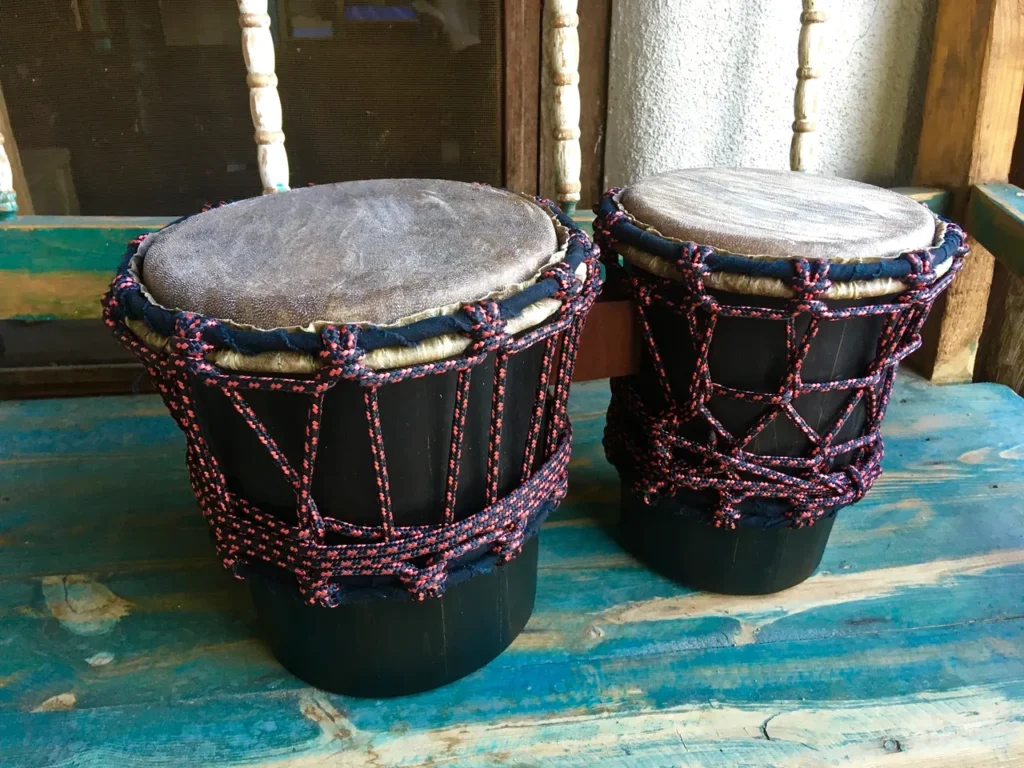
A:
[238,0,289,194]
[790,0,828,172]
[546,0,582,215]
[0,131,16,218]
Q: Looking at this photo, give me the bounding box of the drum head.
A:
[619,168,937,261]
[140,179,560,328]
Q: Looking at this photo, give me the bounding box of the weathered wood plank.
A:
[910,0,1024,384]
[0,218,170,273]
[0,375,1022,764]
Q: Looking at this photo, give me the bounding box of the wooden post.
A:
[910,0,1024,383]
[790,1,828,173]
[504,1,541,196]
[238,0,290,194]
[0,80,33,217]
[544,0,582,215]
[0,128,17,219]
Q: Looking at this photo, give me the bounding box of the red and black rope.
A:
[596,205,969,530]
[104,239,600,605]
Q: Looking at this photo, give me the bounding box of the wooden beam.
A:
[972,183,1024,394]
[910,0,1024,384]
[0,78,34,216]
[504,0,541,195]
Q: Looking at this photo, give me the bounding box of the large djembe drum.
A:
[594,168,968,594]
[103,179,599,696]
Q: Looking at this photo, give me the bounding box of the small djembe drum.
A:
[595,168,968,594]
[103,179,599,696]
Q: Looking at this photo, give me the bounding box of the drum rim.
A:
[105,195,595,373]
[596,187,962,300]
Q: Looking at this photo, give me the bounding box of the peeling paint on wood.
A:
[41,575,131,635]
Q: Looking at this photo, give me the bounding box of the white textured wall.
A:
[604,0,937,189]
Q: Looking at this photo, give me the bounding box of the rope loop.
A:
[465,299,508,353]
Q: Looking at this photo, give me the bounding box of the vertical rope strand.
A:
[521,336,556,481]
[485,351,509,506]
[364,387,394,540]
[443,369,473,525]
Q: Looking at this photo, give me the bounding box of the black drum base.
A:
[619,488,835,595]
[248,536,539,697]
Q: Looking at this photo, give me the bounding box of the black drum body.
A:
[594,171,969,595]
[103,183,599,697]
[194,347,547,696]
[614,290,882,594]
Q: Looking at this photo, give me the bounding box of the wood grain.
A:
[504,0,541,195]
[572,298,638,382]
[790,1,829,173]
[910,0,1024,384]
[0,375,1022,765]
[978,264,1024,394]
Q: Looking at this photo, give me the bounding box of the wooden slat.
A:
[910,0,1024,384]
[890,186,954,216]
[0,217,171,321]
[969,182,1024,276]
[504,0,541,195]
[1,376,1022,763]
[572,297,638,382]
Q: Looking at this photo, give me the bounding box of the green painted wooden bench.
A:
[1,373,1022,765]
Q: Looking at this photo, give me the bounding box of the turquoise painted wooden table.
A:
[1,374,1023,767]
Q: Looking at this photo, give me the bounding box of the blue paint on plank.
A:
[0,373,1022,764]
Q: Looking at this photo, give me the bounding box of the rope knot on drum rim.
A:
[101,199,600,605]
[595,190,968,530]
[319,324,366,378]
[465,299,508,352]
[171,313,218,361]
[543,261,583,302]
[789,259,832,309]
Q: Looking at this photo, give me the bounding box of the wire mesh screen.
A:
[0,0,504,216]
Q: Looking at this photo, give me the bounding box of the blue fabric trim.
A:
[595,192,964,283]
[115,199,587,357]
